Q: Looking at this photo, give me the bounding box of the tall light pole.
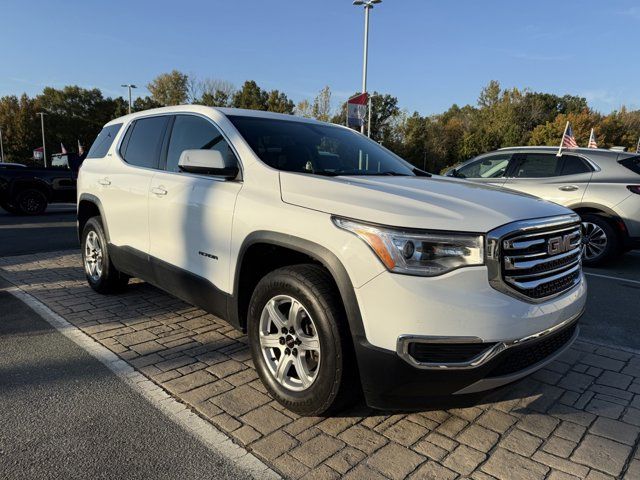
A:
[353,0,381,134]
[37,112,47,168]
[0,125,4,163]
[121,84,137,114]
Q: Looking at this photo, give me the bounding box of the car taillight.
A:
[627,185,640,195]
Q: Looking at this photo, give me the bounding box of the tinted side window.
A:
[513,154,559,178]
[457,154,510,178]
[121,116,169,169]
[86,123,122,159]
[166,115,237,173]
[560,155,592,175]
[619,156,640,175]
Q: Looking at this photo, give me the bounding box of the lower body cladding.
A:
[351,267,587,409]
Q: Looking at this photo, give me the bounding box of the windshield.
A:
[227,115,415,176]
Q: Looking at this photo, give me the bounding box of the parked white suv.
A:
[78,106,586,415]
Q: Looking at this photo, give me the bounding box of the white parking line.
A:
[0,279,279,480]
[584,272,640,285]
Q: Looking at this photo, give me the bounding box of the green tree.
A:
[232,81,268,110]
[192,78,235,107]
[295,99,313,118]
[37,86,123,158]
[266,90,294,114]
[0,94,41,163]
[147,70,189,106]
[133,96,163,112]
[312,86,332,122]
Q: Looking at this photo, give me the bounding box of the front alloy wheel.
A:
[259,295,321,392]
[247,264,358,415]
[582,221,607,262]
[580,214,619,267]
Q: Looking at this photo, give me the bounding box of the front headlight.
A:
[333,217,484,276]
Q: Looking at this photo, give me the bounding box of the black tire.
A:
[15,189,48,215]
[581,214,619,267]
[81,216,129,294]
[247,264,359,416]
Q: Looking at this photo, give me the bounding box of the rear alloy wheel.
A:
[81,216,129,294]
[581,214,619,267]
[15,189,48,215]
[248,264,358,415]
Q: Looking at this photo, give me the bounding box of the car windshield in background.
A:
[86,123,122,159]
[619,155,640,175]
[227,115,415,177]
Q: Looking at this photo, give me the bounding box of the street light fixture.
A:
[121,84,137,114]
[353,0,381,134]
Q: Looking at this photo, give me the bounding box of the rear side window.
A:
[166,115,237,172]
[86,123,122,159]
[512,153,559,178]
[559,155,593,176]
[619,155,640,175]
[120,116,169,169]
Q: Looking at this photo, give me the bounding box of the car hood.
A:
[279,173,570,232]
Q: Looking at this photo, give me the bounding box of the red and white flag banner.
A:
[347,93,368,128]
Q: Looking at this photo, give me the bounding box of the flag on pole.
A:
[60,143,67,154]
[557,121,578,156]
[587,128,598,149]
[347,93,368,128]
[78,139,85,156]
[636,136,640,154]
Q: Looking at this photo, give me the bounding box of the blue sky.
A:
[2,0,639,115]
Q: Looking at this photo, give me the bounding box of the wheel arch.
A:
[11,179,52,201]
[231,232,366,343]
[570,203,629,239]
[78,194,110,243]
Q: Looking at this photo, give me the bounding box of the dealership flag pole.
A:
[557,121,569,157]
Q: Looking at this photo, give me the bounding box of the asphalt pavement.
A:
[582,251,640,351]
[0,277,248,480]
[0,204,77,256]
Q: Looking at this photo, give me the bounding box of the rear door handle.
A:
[98,178,111,186]
[559,185,579,191]
[151,186,168,196]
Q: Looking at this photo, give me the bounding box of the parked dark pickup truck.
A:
[0,153,83,215]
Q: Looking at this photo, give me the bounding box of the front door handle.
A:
[98,178,111,186]
[151,186,168,196]
[559,185,579,192]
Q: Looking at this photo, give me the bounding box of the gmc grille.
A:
[487,215,583,302]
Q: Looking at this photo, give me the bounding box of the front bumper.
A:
[355,310,581,410]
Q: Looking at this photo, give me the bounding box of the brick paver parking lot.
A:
[2,250,640,479]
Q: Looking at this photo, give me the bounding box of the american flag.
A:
[587,128,598,149]
[562,123,578,148]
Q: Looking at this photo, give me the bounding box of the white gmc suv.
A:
[78,106,586,415]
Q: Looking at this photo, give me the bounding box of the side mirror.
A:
[178,149,239,179]
[446,169,457,177]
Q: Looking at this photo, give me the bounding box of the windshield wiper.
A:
[359,171,413,176]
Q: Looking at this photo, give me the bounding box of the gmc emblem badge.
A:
[547,235,573,255]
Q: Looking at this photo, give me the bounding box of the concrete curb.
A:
[1,279,280,480]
